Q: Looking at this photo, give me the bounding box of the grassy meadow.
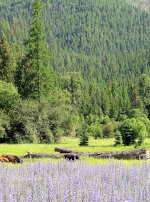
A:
[1,137,150,165]
[1,137,150,201]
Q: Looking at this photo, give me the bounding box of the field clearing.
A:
[0,137,150,165]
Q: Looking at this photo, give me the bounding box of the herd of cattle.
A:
[0,155,23,163]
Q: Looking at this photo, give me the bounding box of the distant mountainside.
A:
[127,0,150,12]
[0,0,150,83]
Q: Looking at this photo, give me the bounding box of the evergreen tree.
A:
[119,118,147,146]
[0,35,16,83]
[79,119,89,146]
[119,118,138,146]
[138,74,150,117]
[63,72,83,110]
[101,90,110,115]
[119,82,130,116]
[129,84,143,110]
[17,0,47,100]
[114,130,123,146]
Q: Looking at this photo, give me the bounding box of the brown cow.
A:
[2,155,23,164]
[0,155,9,162]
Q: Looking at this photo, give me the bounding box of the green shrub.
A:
[6,99,67,143]
[119,118,147,146]
[7,100,40,143]
[89,123,103,139]
[0,86,77,143]
[0,80,20,112]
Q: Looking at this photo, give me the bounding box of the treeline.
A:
[0,0,150,145]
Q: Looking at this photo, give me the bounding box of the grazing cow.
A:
[2,155,23,164]
[64,153,80,161]
[0,155,9,162]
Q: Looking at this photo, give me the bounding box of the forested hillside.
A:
[0,0,150,145]
[0,0,150,82]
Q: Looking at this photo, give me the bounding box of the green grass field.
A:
[0,137,150,165]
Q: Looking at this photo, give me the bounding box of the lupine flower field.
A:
[0,160,150,201]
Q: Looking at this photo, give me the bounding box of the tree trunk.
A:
[20,151,80,159]
[55,147,83,154]
[20,151,65,159]
[55,147,149,160]
[20,148,150,160]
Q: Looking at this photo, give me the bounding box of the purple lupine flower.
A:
[0,160,150,201]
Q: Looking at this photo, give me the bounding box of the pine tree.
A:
[17,0,47,100]
[0,35,16,83]
[114,130,122,146]
[79,119,89,146]
[101,89,110,115]
[119,82,130,116]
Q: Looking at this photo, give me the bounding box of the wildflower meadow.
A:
[0,160,150,201]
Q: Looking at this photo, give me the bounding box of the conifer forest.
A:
[0,0,150,146]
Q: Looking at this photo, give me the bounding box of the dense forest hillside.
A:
[0,0,150,83]
[127,0,150,12]
[0,0,150,144]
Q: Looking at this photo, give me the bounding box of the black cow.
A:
[64,153,80,161]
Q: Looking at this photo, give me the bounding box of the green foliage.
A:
[0,80,20,112]
[129,108,146,119]
[0,0,150,144]
[86,114,100,125]
[16,0,48,100]
[103,122,115,138]
[89,123,103,139]
[118,114,128,122]
[119,119,138,146]
[129,108,150,136]
[101,115,111,124]
[0,0,150,84]
[79,120,89,146]
[127,0,150,12]
[138,74,150,117]
[137,117,150,136]
[5,99,67,143]
[114,130,123,146]
[101,91,110,116]
[136,119,147,146]
[119,118,147,146]
[6,100,39,143]
[119,83,130,116]
[0,35,16,83]
[48,89,80,137]
[0,111,10,141]
[0,86,77,143]
[62,72,83,107]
